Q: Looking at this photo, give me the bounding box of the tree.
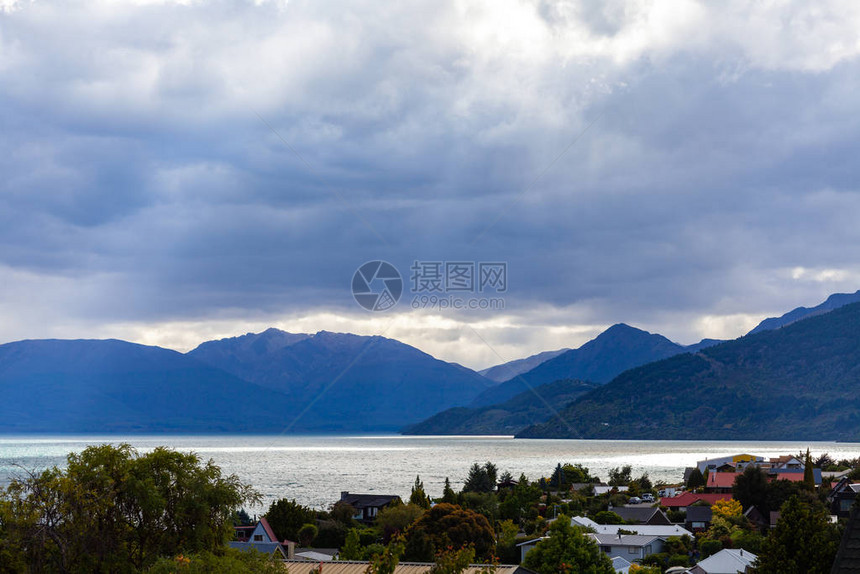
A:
[464,463,497,493]
[593,511,623,525]
[340,528,363,560]
[804,448,815,491]
[686,467,706,490]
[522,515,615,574]
[711,498,743,520]
[403,503,495,562]
[411,475,431,509]
[145,549,285,574]
[428,546,477,574]
[366,537,405,574]
[608,465,632,487]
[441,477,457,504]
[298,523,318,546]
[551,463,566,489]
[0,444,258,573]
[732,465,769,511]
[376,503,425,543]
[265,498,316,542]
[755,495,840,574]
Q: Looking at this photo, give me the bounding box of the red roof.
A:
[770,472,805,483]
[707,472,739,489]
[259,517,280,543]
[660,492,733,508]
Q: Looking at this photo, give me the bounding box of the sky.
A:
[2,0,860,369]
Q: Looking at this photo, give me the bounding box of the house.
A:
[594,485,629,496]
[589,533,665,561]
[660,492,732,511]
[685,505,713,533]
[279,560,536,574]
[828,477,860,518]
[767,468,822,486]
[767,455,803,469]
[686,548,756,573]
[742,506,767,531]
[516,537,547,563]
[704,472,738,493]
[571,516,693,538]
[696,455,763,473]
[609,506,672,525]
[337,491,402,524]
[229,517,294,559]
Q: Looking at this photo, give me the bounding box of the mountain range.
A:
[467,323,719,408]
[0,330,493,433]
[401,378,600,435]
[2,290,860,436]
[517,301,860,440]
[747,290,860,334]
[478,348,569,382]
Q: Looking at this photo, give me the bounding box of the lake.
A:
[2,435,858,511]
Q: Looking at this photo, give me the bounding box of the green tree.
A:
[686,467,706,490]
[804,448,815,490]
[403,503,495,562]
[366,537,405,574]
[428,545,477,574]
[441,477,458,504]
[755,495,840,574]
[732,465,769,511]
[298,523,318,547]
[562,464,592,484]
[592,511,623,525]
[410,476,431,509]
[608,465,632,487]
[0,444,258,573]
[145,549,284,574]
[376,503,425,543]
[522,515,614,574]
[550,463,566,489]
[265,498,316,542]
[464,462,498,493]
[340,528,363,560]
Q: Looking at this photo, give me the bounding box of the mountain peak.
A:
[748,289,860,335]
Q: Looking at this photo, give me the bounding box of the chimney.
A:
[341,491,349,500]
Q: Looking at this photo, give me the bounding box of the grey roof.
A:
[693,548,756,573]
[339,493,401,509]
[831,506,860,573]
[612,506,670,524]
[686,505,713,522]
[590,533,663,547]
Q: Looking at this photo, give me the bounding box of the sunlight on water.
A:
[2,435,859,511]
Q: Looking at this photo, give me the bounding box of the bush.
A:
[699,538,723,558]
[593,511,624,524]
[145,550,284,574]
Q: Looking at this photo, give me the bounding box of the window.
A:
[629,547,637,554]
[254,534,263,541]
[602,547,611,553]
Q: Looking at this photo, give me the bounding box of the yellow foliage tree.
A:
[711,498,743,519]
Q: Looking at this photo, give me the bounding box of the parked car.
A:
[628,496,642,504]
[641,493,655,503]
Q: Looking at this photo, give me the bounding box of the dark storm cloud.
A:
[2,0,860,356]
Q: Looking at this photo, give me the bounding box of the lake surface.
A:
[2,435,859,511]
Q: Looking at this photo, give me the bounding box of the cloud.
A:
[2,0,860,367]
